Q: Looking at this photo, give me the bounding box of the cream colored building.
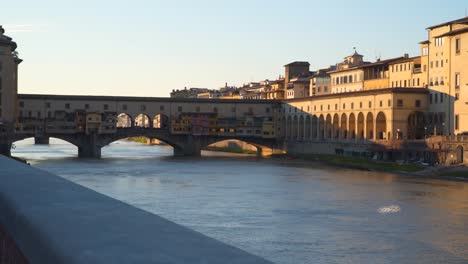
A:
[422,16,468,135]
[282,88,428,141]
[388,56,425,88]
[329,51,366,94]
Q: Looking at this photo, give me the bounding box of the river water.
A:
[12,138,468,264]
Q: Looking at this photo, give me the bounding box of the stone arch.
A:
[407,111,426,139]
[203,138,277,157]
[333,114,340,139]
[117,113,133,128]
[357,112,365,139]
[366,112,374,140]
[340,113,347,139]
[456,145,464,164]
[376,112,387,140]
[319,115,325,139]
[349,113,356,139]
[311,115,318,140]
[305,115,311,140]
[326,114,332,139]
[135,114,151,128]
[292,116,298,139]
[153,114,169,129]
[298,115,304,140]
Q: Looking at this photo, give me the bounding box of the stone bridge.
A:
[6,127,284,158]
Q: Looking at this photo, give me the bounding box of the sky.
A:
[2,0,467,97]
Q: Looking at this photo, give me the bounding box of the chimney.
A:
[404,53,409,59]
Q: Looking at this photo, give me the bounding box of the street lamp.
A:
[397,128,401,140]
[424,126,427,139]
[442,122,445,136]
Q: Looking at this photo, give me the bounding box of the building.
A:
[422,16,468,135]
[170,87,210,98]
[0,26,22,131]
[310,68,333,96]
[329,50,368,94]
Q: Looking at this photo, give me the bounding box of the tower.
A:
[0,25,22,131]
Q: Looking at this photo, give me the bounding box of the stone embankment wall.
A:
[0,156,273,264]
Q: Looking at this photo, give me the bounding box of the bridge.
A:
[0,94,284,158]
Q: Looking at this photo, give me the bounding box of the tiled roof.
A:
[427,16,468,30]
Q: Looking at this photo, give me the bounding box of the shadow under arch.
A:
[201,137,282,157]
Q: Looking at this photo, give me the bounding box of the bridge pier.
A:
[34,136,50,145]
[77,134,102,158]
[0,142,11,157]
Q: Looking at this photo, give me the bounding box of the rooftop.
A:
[284,61,310,67]
[427,16,468,30]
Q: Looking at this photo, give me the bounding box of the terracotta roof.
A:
[427,16,468,30]
[434,27,468,38]
[419,40,430,44]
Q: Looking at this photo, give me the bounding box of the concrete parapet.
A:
[0,156,272,264]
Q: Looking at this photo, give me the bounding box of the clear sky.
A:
[2,0,467,97]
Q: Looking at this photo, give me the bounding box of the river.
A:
[12,138,468,264]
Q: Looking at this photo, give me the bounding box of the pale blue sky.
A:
[2,0,467,97]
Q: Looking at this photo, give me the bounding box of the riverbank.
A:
[204,146,257,155]
[271,153,425,172]
[271,153,468,181]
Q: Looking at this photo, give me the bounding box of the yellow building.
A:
[421,16,468,135]
[329,51,366,94]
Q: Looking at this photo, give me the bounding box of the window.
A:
[104,104,108,110]
[415,100,421,107]
[178,106,182,112]
[379,100,383,107]
[231,107,236,113]
[343,103,346,109]
[368,101,372,108]
[335,104,338,110]
[441,60,444,67]
[430,61,433,69]
[46,102,51,108]
[422,47,429,56]
[19,101,24,108]
[455,114,459,130]
[351,102,354,109]
[435,61,439,68]
[140,105,146,111]
[435,93,438,103]
[85,104,90,110]
[397,99,403,107]
[455,73,460,89]
[65,103,70,109]
[440,93,443,103]
[349,75,353,83]
[196,106,200,112]
[455,38,461,54]
[456,93,459,100]
[388,99,391,107]
[160,105,164,111]
[359,102,362,108]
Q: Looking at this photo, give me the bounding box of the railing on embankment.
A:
[0,156,273,264]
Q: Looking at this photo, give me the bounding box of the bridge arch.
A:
[117,113,133,128]
[135,114,151,128]
[202,137,280,157]
[153,114,169,129]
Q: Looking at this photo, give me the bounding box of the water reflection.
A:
[12,138,468,264]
